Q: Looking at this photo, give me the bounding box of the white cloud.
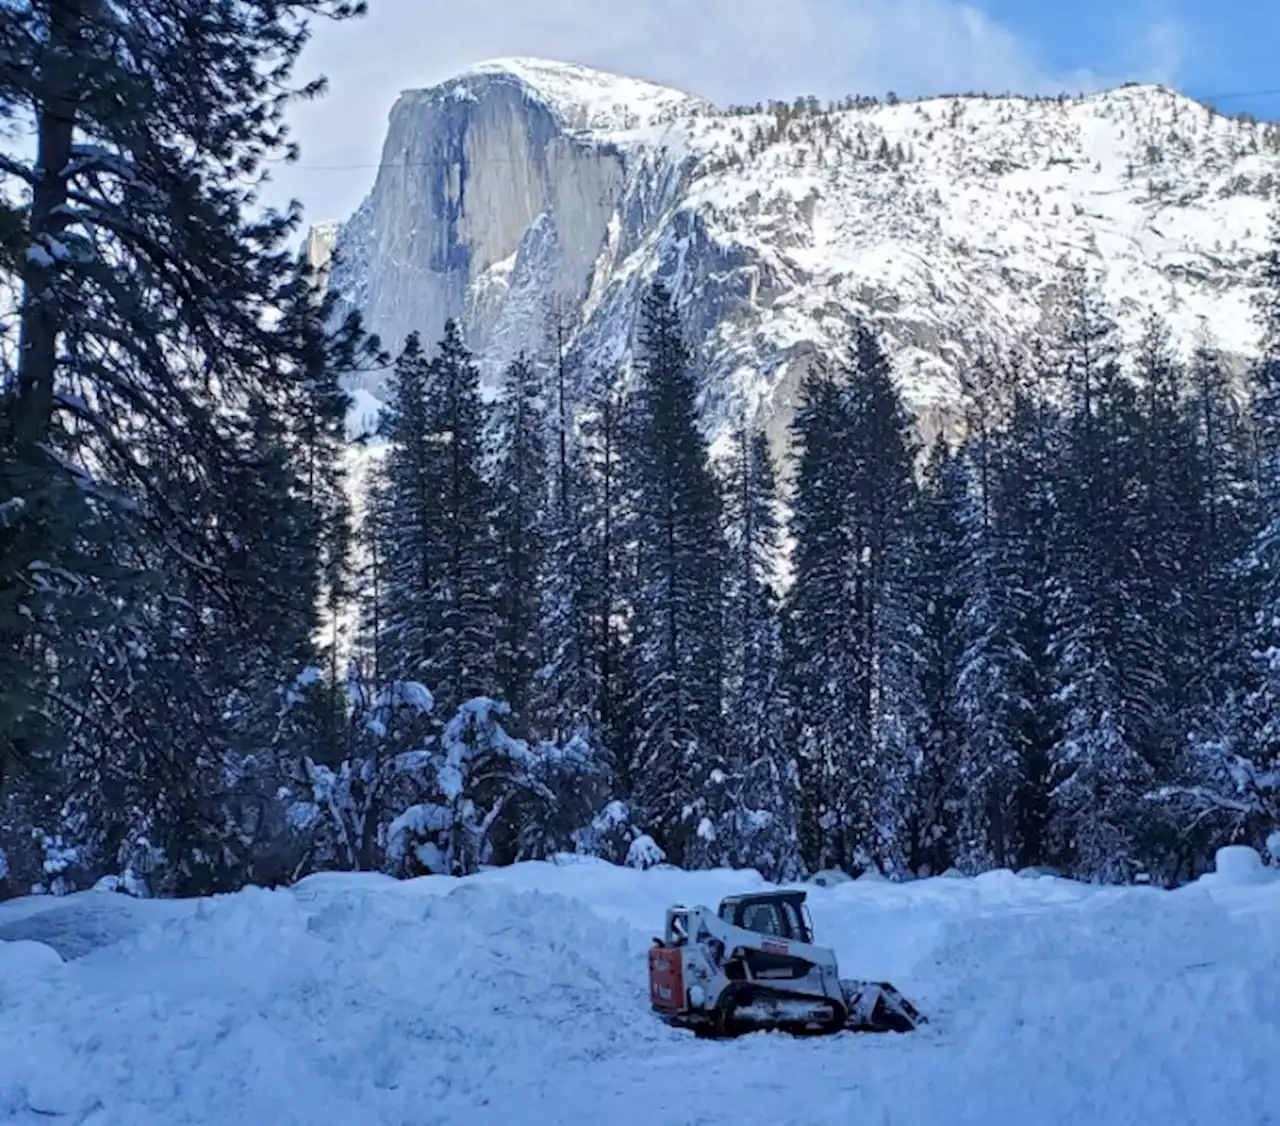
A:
[271,0,1152,223]
[1126,19,1188,85]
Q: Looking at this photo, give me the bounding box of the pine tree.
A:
[424,322,499,710]
[1130,322,1198,741]
[787,363,860,873]
[1173,208,1280,850]
[620,283,726,866]
[375,332,439,684]
[272,256,383,767]
[841,325,921,873]
[787,323,919,875]
[722,426,799,878]
[0,0,368,893]
[490,354,549,719]
[1046,271,1159,881]
[371,323,498,711]
[1170,331,1258,868]
[905,435,971,875]
[533,335,606,763]
[955,361,1058,872]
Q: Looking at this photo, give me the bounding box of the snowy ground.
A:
[1,854,1277,1126]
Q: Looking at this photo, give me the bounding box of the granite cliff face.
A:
[328,60,705,393]
[323,58,1280,455]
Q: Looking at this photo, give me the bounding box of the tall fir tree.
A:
[1177,207,1280,849]
[1045,270,1160,881]
[370,323,497,712]
[905,435,971,875]
[787,324,919,875]
[619,283,726,866]
[841,325,922,873]
[1129,317,1202,805]
[1,0,368,893]
[375,332,440,686]
[271,255,383,767]
[721,426,799,878]
[424,322,499,709]
[533,332,606,763]
[490,354,549,720]
[956,362,1059,871]
[787,363,861,873]
[1164,330,1260,870]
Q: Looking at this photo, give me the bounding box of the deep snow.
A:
[1,856,1277,1125]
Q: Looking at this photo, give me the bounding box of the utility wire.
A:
[1197,86,1280,102]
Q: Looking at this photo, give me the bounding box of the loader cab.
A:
[717,891,815,945]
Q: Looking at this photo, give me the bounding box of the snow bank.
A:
[1211,844,1271,884]
[1,861,1278,1124]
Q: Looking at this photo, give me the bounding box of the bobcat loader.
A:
[647,889,925,1037]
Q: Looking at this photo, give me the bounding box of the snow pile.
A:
[1210,844,1272,884]
[1,860,1278,1124]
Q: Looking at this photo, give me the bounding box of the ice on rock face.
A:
[322,61,1280,458]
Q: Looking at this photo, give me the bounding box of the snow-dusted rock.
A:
[322,59,1280,460]
[809,868,853,887]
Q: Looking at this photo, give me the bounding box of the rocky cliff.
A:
[323,58,1280,455]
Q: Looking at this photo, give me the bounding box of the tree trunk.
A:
[15,0,91,450]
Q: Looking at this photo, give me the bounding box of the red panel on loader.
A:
[648,946,684,1011]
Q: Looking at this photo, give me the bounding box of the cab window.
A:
[780,901,810,943]
[742,902,783,936]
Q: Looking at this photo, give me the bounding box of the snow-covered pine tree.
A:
[386,696,586,877]
[0,0,368,894]
[375,332,440,685]
[1045,269,1161,881]
[423,322,500,710]
[372,321,497,712]
[1158,330,1261,872]
[786,323,919,875]
[1169,209,1280,851]
[269,255,384,768]
[721,426,799,879]
[1128,315,1205,867]
[904,434,971,875]
[490,354,550,720]
[840,324,922,874]
[786,362,861,873]
[1185,328,1255,652]
[534,337,601,751]
[620,282,727,867]
[954,355,1058,871]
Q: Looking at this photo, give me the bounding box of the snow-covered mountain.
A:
[322,57,1280,454]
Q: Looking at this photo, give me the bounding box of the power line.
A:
[1196,86,1280,102]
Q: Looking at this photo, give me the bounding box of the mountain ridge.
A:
[318,58,1280,455]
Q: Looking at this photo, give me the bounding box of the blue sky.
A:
[280,0,1280,223]
[978,0,1280,116]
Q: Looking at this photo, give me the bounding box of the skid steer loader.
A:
[647,889,925,1037]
